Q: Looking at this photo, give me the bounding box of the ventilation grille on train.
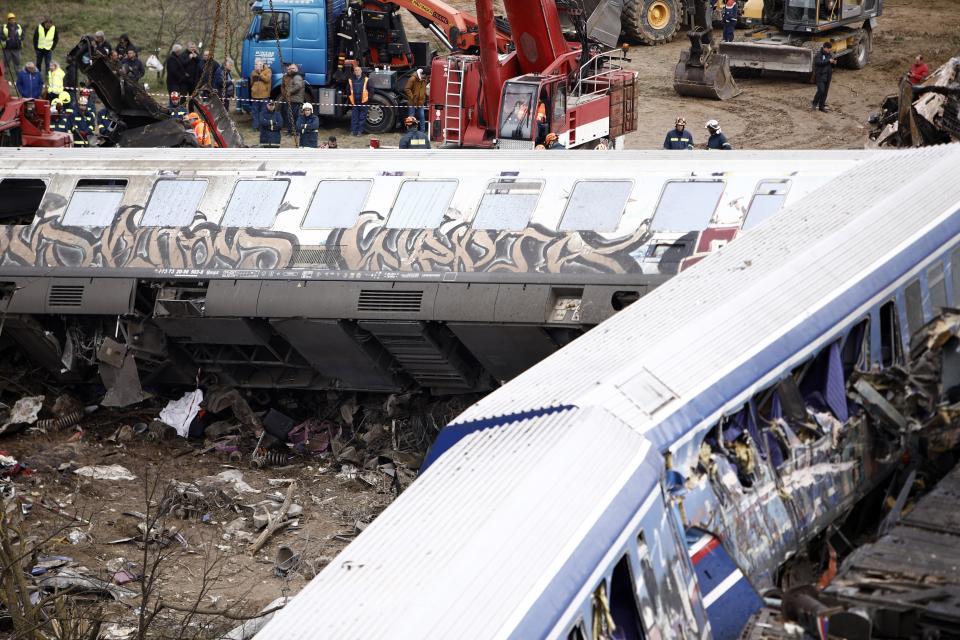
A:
[357,290,423,313]
[291,245,342,268]
[48,284,85,307]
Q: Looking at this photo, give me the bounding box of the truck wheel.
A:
[623,0,681,45]
[365,93,397,134]
[839,29,870,70]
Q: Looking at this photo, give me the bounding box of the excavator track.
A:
[622,0,682,44]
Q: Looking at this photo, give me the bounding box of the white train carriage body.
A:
[255,144,960,640]
[0,149,868,395]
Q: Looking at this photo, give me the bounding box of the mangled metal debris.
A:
[868,56,960,148]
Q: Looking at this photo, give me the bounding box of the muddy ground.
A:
[256,0,959,150]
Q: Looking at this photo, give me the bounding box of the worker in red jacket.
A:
[908,55,929,84]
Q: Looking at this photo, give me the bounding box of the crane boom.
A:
[387,0,512,53]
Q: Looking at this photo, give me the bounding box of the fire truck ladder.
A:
[443,58,465,146]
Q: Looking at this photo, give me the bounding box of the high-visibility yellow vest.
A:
[47,66,65,93]
[37,24,55,50]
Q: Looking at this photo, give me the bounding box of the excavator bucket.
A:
[585,0,625,49]
[719,41,815,74]
[673,30,742,100]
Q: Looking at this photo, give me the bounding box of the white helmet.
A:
[705,119,721,133]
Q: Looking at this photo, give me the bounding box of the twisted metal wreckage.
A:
[869,55,960,148]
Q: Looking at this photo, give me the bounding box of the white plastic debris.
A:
[207,469,258,493]
[74,464,136,481]
[0,396,43,434]
[159,389,204,438]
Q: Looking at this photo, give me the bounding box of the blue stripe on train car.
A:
[688,530,763,640]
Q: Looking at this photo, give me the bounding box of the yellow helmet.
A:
[6,12,15,19]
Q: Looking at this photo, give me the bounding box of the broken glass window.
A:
[62,179,127,227]
[386,180,457,229]
[472,180,543,230]
[141,179,207,227]
[841,319,869,378]
[0,178,46,225]
[222,180,289,228]
[302,180,372,229]
[742,180,790,231]
[559,180,633,232]
[651,181,724,232]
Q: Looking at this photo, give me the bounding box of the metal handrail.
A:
[571,49,631,100]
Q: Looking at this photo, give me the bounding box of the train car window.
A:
[651,181,724,232]
[798,341,848,422]
[880,300,903,367]
[0,178,46,225]
[742,180,791,231]
[222,180,289,228]
[302,180,373,229]
[904,279,924,337]
[559,180,633,232]
[609,555,647,639]
[387,180,458,229]
[841,318,870,378]
[141,179,208,227]
[928,262,948,311]
[62,179,127,227]
[472,179,544,230]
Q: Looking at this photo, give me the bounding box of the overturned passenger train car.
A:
[0,149,870,398]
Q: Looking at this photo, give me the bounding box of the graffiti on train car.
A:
[327,212,653,274]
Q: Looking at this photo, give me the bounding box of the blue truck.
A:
[239,0,437,133]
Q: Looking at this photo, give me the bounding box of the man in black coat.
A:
[811,42,837,112]
[165,44,185,94]
[180,42,201,94]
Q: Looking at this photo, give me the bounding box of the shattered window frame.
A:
[904,279,924,338]
[742,179,791,231]
[61,179,128,228]
[0,177,47,226]
[301,180,373,229]
[650,180,725,232]
[928,262,948,311]
[471,179,544,230]
[141,179,208,227]
[841,317,870,378]
[386,179,458,229]
[221,179,290,229]
[607,553,648,637]
[879,299,903,367]
[559,179,634,233]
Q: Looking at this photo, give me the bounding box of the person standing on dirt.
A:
[282,64,305,136]
[259,100,284,148]
[663,117,694,150]
[705,120,732,149]
[297,103,320,148]
[722,0,738,43]
[2,13,23,75]
[348,65,370,137]
[249,59,272,132]
[33,18,58,78]
[404,68,428,133]
[908,55,929,84]
[811,42,836,112]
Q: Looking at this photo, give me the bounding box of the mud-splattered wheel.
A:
[839,29,871,70]
[623,0,681,45]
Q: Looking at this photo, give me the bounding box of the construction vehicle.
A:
[0,57,72,147]
[719,0,882,75]
[430,0,637,148]
[239,0,512,134]
[673,0,742,99]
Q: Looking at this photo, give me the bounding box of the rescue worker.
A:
[249,59,272,132]
[16,61,43,99]
[282,63,305,135]
[168,91,187,119]
[348,65,369,137]
[70,98,97,147]
[544,131,565,150]
[722,0,738,43]
[121,49,145,84]
[663,116,694,150]
[297,103,320,148]
[398,116,430,149]
[259,100,283,148]
[908,54,929,84]
[32,18,58,77]
[536,99,549,143]
[811,42,836,112]
[2,13,23,75]
[186,112,212,147]
[49,101,67,133]
[54,91,74,125]
[46,60,65,101]
[705,119,732,149]
[404,68,428,133]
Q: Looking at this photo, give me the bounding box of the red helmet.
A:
[170,91,181,101]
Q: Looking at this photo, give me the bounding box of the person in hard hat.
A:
[70,97,97,147]
[49,101,68,133]
[168,91,187,119]
[2,13,24,75]
[705,120,732,149]
[259,100,284,148]
[33,18,58,77]
[399,116,431,149]
[186,112,212,147]
[404,68,428,133]
[46,60,65,101]
[722,0,738,43]
[544,131,565,150]
[297,103,320,148]
[663,117,694,150]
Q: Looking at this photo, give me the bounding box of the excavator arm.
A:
[387,0,512,53]
[673,0,741,99]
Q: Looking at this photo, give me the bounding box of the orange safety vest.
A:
[192,121,212,146]
[348,76,369,105]
[536,101,546,123]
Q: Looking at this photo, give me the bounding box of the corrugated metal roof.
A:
[452,145,960,446]
[255,406,659,639]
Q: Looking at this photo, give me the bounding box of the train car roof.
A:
[255,405,662,639]
[447,144,960,453]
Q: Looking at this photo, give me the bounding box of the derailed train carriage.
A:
[255,145,960,640]
[0,149,870,400]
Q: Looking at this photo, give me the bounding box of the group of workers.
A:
[663,117,731,150]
